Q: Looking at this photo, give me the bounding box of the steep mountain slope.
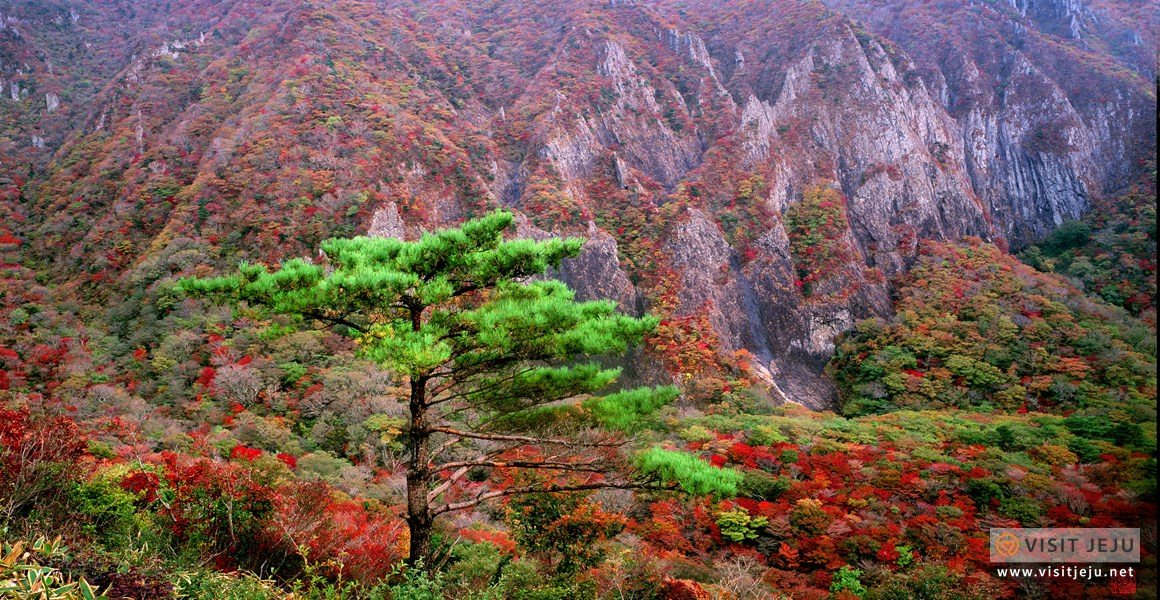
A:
[1,0,1154,407]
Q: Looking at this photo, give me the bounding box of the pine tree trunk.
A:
[406,467,432,567]
[406,369,433,567]
[405,306,434,568]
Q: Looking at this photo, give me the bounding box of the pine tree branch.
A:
[426,366,537,405]
[426,457,612,503]
[426,466,471,503]
[428,354,528,381]
[454,283,480,297]
[430,480,669,517]
[428,436,467,463]
[435,393,577,426]
[428,434,518,467]
[432,458,609,474]
[428,426,623,448]
[301,310,367,333]
[430,322,595,382]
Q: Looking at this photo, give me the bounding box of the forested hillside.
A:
[0,0,1154,598]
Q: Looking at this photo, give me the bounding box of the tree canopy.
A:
[181,209,736,566]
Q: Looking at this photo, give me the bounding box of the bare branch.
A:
[425,433,603,502]
[427,466,471,503]
[428,436,465,463]
[302,310,368,334]
[428,426,623,448]
[432,458,609,474]
[431,480,671,517]
[428,433,522,465]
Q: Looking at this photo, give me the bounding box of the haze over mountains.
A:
[0,0,1154,405]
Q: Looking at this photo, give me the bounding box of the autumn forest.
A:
[0,0,1155,599]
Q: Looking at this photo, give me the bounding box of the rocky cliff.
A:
[1,0,1154,407]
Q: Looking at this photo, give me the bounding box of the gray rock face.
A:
[747,218,892,410]
[558,222,640,313]
[368,202,405,240]
[569,39,703,188]
[662,208,891,410]
[514,217,640,315]
[955,49,1097,244]
[514,12,1151,408]
[666,209,763,356]
[1008,0,1094,39]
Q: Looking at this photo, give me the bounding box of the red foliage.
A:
[266,480,405,582]
[659,578,711,600]
[157,452,276,568]
[876,544,901,562]
[640,501,696,556]
[120,471,161,503]
[197,367,216,388]
[230,445,263,461]
[458,527,516,554]
[0,408,88,518]
[276,453,297,470]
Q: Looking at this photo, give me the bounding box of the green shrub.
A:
[935,505,964,519]
[992,424,1038,451]
[448,541,504,592]
[965,479,1006,505]
[86,441,118,460]
[746,424,787,446]
[945,355,1003,388]
[297,451,353,481]
[715,509,769,543]
[865,563,998,600]
[830,565,866,597]
[1042,220,1091,254]
[731,387,776,416]
[895,545,914,568]
[173,571,281,600]
[677,425,715,444]
[1064,415,1113,440]
[1110,422,1149,450]
[388,561,446,600]
[512,586,573,600]
[998,497,1044,526]
[68,478,138,543]
[495,557,544,594]
[1066,437,1103,463]
[737,470,791,501]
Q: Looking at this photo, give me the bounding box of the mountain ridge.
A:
[0,0,1154,406]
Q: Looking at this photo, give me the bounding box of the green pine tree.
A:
[181,210,736,566]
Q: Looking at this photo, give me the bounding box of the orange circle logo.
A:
[995,533,1020,557]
